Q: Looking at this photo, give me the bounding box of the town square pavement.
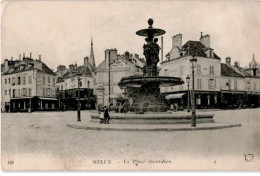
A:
[1,108,260,170]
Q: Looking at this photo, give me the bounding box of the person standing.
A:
[104,106,110,124]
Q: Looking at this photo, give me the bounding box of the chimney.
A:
[39,55,41,61]
[84,57,89,68]
[105,49,109,69]
[69,64,75,72]
[4,59,9,72]
[226,57,231,66]
[234,61,239,67]
[19,54,21,60]
[75,62,77,68]
[11,57,13,61]
[23,53,25,59]
[134,54,139,59]
[200,33,210,48]
[172,33,182,49]
[125,51,130,60]
[30,53,32,59]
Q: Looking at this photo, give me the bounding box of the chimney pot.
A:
[39,55,41,61]
[30,53,32,59]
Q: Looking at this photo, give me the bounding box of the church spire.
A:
[89,37,96,67]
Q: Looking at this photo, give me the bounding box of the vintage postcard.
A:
[1,0,260,170]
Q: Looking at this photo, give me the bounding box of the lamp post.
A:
[56,88,60,111]
[186,75,190,113]
[76,74,82,122]
[190,55,197,127]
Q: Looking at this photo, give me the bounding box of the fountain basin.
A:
[118,75,184,87]
[90,113,214,125]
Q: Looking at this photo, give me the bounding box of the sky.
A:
[1,1,260,70]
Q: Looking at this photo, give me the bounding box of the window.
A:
[28,88,32,96]
[209,51,213,58]
[23,88,27,96]
[209,66,214,75]
[17,77,21,85]
[48,77,50,84]
[23,76,26,85]
[80,81,82,87]
[5,79,7,84]
[197,64,201,74]
[52,78,55,87]
[254,83,256,90]
[9,89,10,95]
[209,79,216,89]
[18,89,20,97]
[87,81,90,88]
[47,88,52,97]
[43,76,46,84]
[61,85,63,90]
[5,90,7,95]
[13,89,16,98]
[43,88,46,97]
[246,82,250,90]
[28,76,32,84]
[65,83,67,89]
[234,79,237,90]
[197,79,202,89]
[12,77,16,85]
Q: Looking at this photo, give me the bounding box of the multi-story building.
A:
[220,57,260,108]
[1,54,57,112]
[160,33,221,109]
[55,39,97,110]
[96,49,144,107]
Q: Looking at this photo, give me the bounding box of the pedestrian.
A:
[99,107,105,124]
[104,106,110,124]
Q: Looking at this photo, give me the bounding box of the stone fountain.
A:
[89,19,214,125]
[118,19,184,113]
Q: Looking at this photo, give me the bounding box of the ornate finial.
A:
[148,18,153,28]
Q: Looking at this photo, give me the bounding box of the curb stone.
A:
[66,123,242,132]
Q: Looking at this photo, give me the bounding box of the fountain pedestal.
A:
[118,19,184,113]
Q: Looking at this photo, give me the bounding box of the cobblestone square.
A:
[1,109,260,170]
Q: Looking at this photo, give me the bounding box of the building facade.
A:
[220,57,260,108]
[160,33,221,109]
[160,33,260,109]
[55,39,97,110]
[96,49,144,108]
[1,54,57,112]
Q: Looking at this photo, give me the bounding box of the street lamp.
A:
[76,73,82,122]
[56,88,61,111]
[186,75,190,113]
[190,55,197,127]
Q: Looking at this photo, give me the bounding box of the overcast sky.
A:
[2,1,260,70]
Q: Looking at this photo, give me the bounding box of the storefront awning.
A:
[39,97,57,101]
[11,97,33,100]
[165,93,185,100]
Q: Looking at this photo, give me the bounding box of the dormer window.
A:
[180,52,183,57]
[209,51,213,58]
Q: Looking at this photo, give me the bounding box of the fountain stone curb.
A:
[66,123,242,132]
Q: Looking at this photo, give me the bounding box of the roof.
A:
[2,60,56,76]
[221,63,257,78]
[182,41,221,59]
[57,65,93,83]
[221,63,243,77]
